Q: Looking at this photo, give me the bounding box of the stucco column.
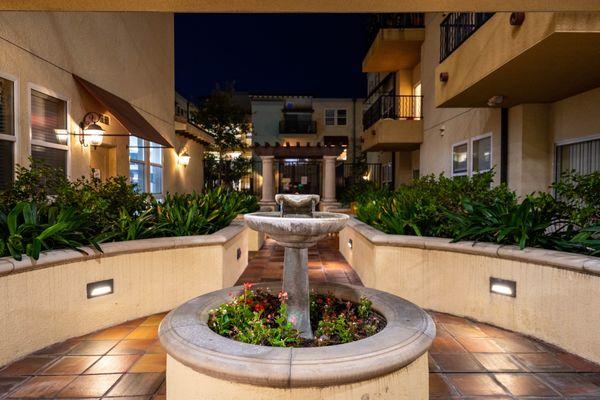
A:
[259,155,276,210]
[320,155,339,210]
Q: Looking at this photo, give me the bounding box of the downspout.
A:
[352,98,357,162]
[500,108,508,184]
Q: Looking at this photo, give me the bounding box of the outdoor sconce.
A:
[87,279,114,299]
[490,277,516,298]
[178,152,191,167]
[487,95,504,107]
[80,112,105,147]
[53,128,69,144]
[348,238,353,249]
[439,72,449,82]
[510,12,526,26]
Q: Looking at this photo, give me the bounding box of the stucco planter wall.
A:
[0,222,250,367]
[159,282,435,400]
[339,217,600,364]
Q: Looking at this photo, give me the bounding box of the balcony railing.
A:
[279,119,317,134]
[363,95,423,130]
[439,12,495,62]
[366,13,425,50]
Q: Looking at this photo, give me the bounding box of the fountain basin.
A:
[159,282,435,400]
[244,212,349,248]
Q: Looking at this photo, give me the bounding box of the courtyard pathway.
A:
[0,237,599,399]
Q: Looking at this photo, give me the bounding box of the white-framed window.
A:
[452,140,469,177]
[555,134,600,180]
[0,73,17,190]
[29,85,69,177]
[325,109,347,126]
[471,133,492,174]
[129,136,163,195]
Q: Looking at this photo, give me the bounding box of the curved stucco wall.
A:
[0,222,249,367]
[166,353,429,400]
[339,218,600,364]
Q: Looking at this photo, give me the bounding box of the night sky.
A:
[174,14,369,100]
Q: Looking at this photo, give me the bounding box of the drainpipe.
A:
[500,108,508,184]
[352,98,357,163]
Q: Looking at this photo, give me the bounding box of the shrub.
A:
[355,170,600,256]
[0,162,259,260]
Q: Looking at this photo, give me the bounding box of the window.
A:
[452,141,468,176]
[30,88,68,176]
[324,109,347,126]
[129,136,163,195]
[0,75,15,190]
[471,134,492,174]
[556,136,600,179]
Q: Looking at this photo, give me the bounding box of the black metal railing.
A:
[363,94,423,130]
[279,119,317,134]
[366,13,425,50]
[440,12,495,62]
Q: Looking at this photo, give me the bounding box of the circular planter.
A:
[159,282,436,400]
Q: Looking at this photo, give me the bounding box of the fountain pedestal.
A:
[283,247,311,338]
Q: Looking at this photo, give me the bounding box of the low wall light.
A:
[178,152,191,167]
[87,279,114,299]
[348,238,353,249]
[490,277,516,297]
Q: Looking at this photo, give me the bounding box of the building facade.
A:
[0,12,207,196]
[250,95,364,209]
[362,12,600,195]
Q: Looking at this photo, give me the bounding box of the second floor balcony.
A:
[436,12,600,108]
[279,119,317,135]
[361,94,423,151]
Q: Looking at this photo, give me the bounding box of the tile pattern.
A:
[1,236,599,399]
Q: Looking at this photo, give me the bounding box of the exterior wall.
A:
[0,11,203,194]
[420,13,502,186]
[250,96,363,162]
[166,353,429,400]
[0,223,250,367]
[340,219,600,364]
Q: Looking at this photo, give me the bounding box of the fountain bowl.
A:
[159,282,435,400]
[244,211,349,248]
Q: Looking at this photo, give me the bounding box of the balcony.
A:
[436,12,600,108]
[279,119,317,134]
[361,94,423,151]
[362,13,425,72]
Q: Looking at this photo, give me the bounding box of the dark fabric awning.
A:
[73,74,173,148]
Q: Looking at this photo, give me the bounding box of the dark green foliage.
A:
[356,170,600,255]
[0,161,259,260]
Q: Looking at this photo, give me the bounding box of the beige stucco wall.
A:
[166,352,428,400]
[340,221,600,364]
[0,224,250,367]
[0,11,204,193]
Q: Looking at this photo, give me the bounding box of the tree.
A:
[194,85,252,188]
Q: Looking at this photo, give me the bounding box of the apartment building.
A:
[0,12,208,196]
[362,12,600,195]
[250,95,363,208]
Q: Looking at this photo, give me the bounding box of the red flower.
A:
[243,282,254,290]
[254,303,265,312]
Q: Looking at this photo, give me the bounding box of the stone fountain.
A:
[159,194,435,400]
[244,194,349,338]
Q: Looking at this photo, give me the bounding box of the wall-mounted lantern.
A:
[80,112,105,147]
[53,128,69,144]
[178,152,191,167]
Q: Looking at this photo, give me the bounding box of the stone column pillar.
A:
[259,155,276,211]
[320,155,340,211]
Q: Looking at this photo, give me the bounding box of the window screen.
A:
[556,138,600,178]
[472,136,492,173]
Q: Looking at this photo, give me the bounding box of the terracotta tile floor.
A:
[1,237,599,399]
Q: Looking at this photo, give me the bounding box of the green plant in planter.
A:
[0,202,101,260]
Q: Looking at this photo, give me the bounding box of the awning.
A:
[73,74,173,148]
